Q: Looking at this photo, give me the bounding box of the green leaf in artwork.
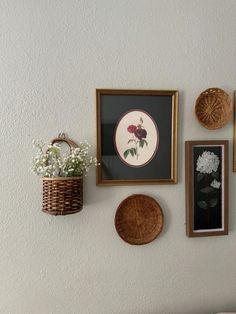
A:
[128,139,135,144]
[197,173,205,182]
[200,186,214,194]
[209,198,218,207]
[131,148,137,155]
[130,149,134,156]
[197,201,208,209]
[124,149,130,159]
[140,117,143,124]
[139,140,148,148]
[139,140,144,148]
[143,139,148,146]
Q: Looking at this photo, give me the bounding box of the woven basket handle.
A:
[51,133,78,150]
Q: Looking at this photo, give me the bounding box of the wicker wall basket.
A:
[195,87,232,129]
[115,194,164,245]
[42,177,83,215]
[42,134,83,216]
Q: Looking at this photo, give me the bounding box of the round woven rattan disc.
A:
[195,88,232,129]
[115,194,164,245]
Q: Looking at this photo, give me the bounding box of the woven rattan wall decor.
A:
[195,88,232,129]
[42,176,83,215]
[42,135,83,215]
[32,133,97,216]
[115,194,164,245]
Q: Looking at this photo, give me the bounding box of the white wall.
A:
[1,1,236,313]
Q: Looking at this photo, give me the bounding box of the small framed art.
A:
[233,91,236,172]
[185,140,228,237]
[96,89,178,185]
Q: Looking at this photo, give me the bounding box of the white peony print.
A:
[196,151,220,174]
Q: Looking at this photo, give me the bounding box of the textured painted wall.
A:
[1,1,236,313]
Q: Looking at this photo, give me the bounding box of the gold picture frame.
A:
[96,89,178,186]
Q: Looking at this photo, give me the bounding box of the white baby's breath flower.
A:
[196,151,220,174]
[32,139,97,178]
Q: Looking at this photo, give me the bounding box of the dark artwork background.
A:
[193,146,222,230]
[100,94,173,180]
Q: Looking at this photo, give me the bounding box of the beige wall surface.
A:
[0,1,236,313]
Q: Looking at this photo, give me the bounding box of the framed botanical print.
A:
[185,140,228,237]
[96,89,178,185]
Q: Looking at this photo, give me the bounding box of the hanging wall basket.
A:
[42,135,83,216]
[115,194,164,245]
[195,87,232,129]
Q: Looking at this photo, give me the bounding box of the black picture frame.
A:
[96,89,178,185]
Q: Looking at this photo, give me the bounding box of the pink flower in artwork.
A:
[127,125,137,133]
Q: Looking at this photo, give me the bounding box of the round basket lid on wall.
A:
[115,194,164,245]
[195,88,232,129]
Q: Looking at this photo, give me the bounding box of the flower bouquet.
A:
[32,135,97,215]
